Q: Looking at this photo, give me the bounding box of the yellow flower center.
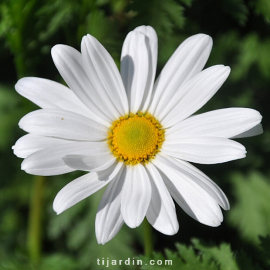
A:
[107,112,165,165]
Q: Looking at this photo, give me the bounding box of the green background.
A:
[0,0,270,269]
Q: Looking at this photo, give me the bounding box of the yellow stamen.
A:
[107,112,165,165]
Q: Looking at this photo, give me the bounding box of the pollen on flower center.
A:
[107,112,165,165]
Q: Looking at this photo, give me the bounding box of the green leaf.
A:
[139,239,264,270]
[192,239,240,270]
[228,171,270,244]
[232,34,270,81]
[222,0,249,25]
[235,250,264,270]
[252,0,270,23]
[0,3,13,37]
[129,0,187,37]
[176,0,194,7]
[139,241,218,270]
[37,0,79,42]
[259,235,270,266]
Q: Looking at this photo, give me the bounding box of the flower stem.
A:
[27,175,45,264]
[143,219,153,258]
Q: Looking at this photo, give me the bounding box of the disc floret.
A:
[107,112,165,165]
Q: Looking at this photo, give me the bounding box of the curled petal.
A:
[96,166,125,244]
[152,155,223,227]
[53,161,123,214]
[21,142,107,176]
[12,134,72,158]
[63,152,115,172]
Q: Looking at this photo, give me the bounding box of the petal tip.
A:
[81,35,89,45]
[21,160,27,170]
[192,33,213,47]
[14,80,22,93]
[222,66,231,77]
[53,201,62,215]
[96,232,109,245]
[51,44,65,59]
[97,239,106,245]
[162,224,179,235]
[125,221,138,229]
[51,45,58,55]
[225,65,231,72]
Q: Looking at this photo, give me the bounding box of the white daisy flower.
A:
[13,26,262,244]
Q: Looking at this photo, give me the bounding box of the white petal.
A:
[149,34,212,115]
[146,163,179,235]
[51,45,111,126]
[159,65,231,127]
[12,134,73,158]
[162,137,246,164]
[81,35,128,118]
[134,26,158,112]
[121,164,151,228]
[21,141,107,176]
[152,155,223,227]
[96,166,125,244]
[63,152,116,172]
[53,161,123,214]
[166,108,262,140]
[19,108,107,141]
[232,123,263,138]
[15,77,93,117]
[161,154,229,210]
[121,31,149,113]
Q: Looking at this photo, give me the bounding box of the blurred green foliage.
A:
[0,0,270,269]
[139,237,270,270]
[228,172,270,244]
